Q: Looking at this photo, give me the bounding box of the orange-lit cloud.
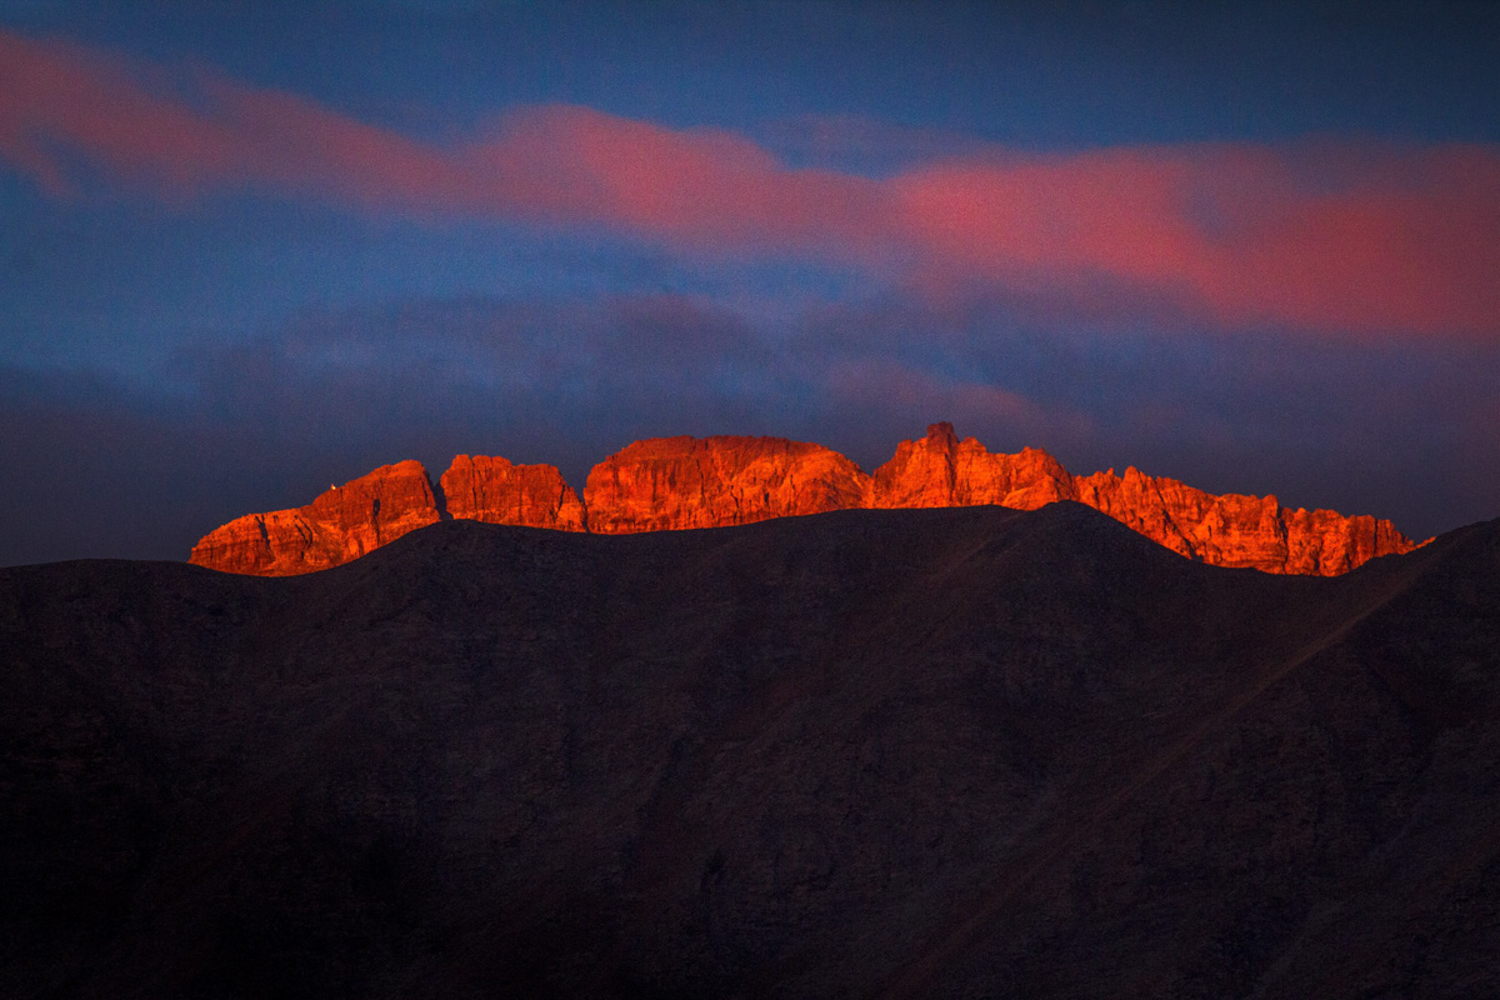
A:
[4,28,1499,336]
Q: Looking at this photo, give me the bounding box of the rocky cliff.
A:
[440,455,587,533]
[874,423,1421,575]
[189,425,1423,576]
[582,435,871,534]
[188,460,442,576]
[190,455,584,576]
[871,421,1077,511]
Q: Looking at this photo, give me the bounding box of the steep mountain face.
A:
[874,423,1420,575]
[440,454,587,532]
[1073,468,1414,575]
[188,424,1421,576]
[190,456,585,575]
[871,421,1076,510]
[187,460,441,576]
[6,508,1499,999]
[582,435,872,534]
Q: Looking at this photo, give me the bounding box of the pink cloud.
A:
[3,29,1499,336]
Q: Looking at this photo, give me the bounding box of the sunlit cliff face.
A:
[189,424,1421,578]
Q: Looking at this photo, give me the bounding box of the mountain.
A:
[440,454,587,533]
[188,424,1421,577]
[871,423,1418,574]
[190,455,585,575]
[4,505,1497,998]
[582,434,870,534]
[186,459,442,576]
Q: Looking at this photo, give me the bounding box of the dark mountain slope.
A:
[2,503,1496,999]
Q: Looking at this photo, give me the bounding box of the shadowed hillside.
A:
[4,504,1498,998]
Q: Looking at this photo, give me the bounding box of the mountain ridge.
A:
[7,505,1499,998]
[189,423,1423,577]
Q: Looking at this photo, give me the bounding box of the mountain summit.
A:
[190,424,1420,576]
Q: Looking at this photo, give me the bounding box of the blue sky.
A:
[3,1,1499,565]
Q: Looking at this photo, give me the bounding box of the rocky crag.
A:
[189,424,1422,576]
[871,423,1418,575]
[440,454,587,533]
[187,460,442,577]
[582,435,871,534]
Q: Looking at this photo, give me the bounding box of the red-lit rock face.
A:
[189,425,1423,576]
[873,423,1421,575]
[440,455,586,532]
[871,422,1075,511]
[188,460,442,577]
[582,435,872,534]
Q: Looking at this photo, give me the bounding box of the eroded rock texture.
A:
[871,421,1076,511]
[582,435,872,534]
[189,425,1421,575]
[188,460,441,576]
[440,455,587,532]
[873,423,1421,575]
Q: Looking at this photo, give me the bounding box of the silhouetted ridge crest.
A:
[10,505,1500,998]
[189,424,1423,576]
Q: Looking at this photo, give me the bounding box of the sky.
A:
[2,0,1499,567]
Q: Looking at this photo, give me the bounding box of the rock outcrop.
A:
[872,423,1421,575]
[189,425,1423,576]
[871,421,1076,511]
[440,455,586,532]
[188,460,442,576]
[582,435,872,534]
[1070,468,1416,575]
